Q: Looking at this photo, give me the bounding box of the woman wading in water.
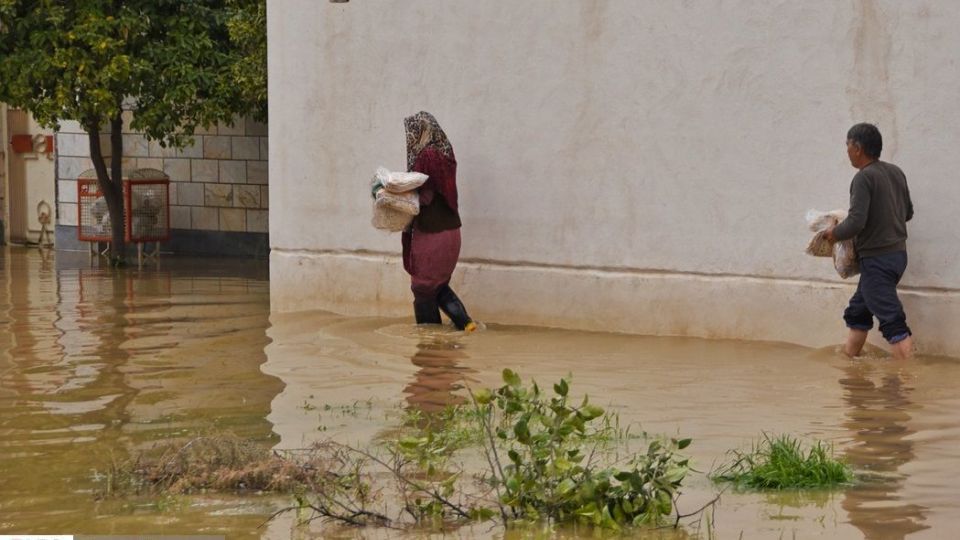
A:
[402,111,476,332]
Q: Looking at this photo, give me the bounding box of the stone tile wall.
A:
[55,113,268,236]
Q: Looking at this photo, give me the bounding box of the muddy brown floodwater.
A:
[2,247,958,539]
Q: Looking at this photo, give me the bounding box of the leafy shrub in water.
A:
[99,370,697,532]
[473,369,691,529]
[711,434,853,489]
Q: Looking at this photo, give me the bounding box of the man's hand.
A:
[823,227,836,243]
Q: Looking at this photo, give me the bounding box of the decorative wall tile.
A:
[137,158,163,171]
[191,159,219,183]
[160,138,202,159]
[58,203,78,226]
[170,205,191,229]
[58,120,85,134]
[58,157,94,180]
[148,140,163,157]
[194,123,218,136]
[204,184,233,207]
[246,118,268,136]
[58,180,78,203]
[259,137,268,161]
[178,183,204,206]
[57,113,270,236]
[122,134,150,157]
[235,185,261,208]
[246,160,268,184]
[191,207,218,230]
[56,133,90,157]
[219,160,247,184]
[219,208,246,232]
[232,137,260,160]
[203,136,231,159]
[246,209,268,233]
[162,158,190,182]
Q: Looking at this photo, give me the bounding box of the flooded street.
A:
[2,247,959,538]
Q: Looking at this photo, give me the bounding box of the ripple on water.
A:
[3,248,960,539]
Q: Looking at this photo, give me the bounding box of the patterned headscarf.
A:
[405,111,455,171]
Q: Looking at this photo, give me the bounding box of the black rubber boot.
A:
[437,285,474,330]
[413,299,442,325]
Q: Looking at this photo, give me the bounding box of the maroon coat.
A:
[402,146,462,300]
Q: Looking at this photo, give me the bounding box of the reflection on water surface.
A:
[2,247,959,539]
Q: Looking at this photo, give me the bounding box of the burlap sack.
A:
[371,203,413,232]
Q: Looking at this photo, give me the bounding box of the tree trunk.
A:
[88,115,126,266]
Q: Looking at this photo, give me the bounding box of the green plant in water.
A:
[473,369,691,529]
[392,405,486,474]
[711,434,854,490]
[100,372,701,533]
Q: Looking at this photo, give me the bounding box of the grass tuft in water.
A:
[711,434,853,489]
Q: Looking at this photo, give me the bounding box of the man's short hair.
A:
[847,123,883,159]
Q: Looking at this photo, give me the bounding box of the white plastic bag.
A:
[384,171,428,193]
[805,208,860,279]
[372,166,428,194]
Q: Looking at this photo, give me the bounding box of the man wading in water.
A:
[825,123,914,360]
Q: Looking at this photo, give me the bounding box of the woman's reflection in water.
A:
[840,359,928,539]
[403,336,477,417]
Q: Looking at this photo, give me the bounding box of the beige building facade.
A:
[268,1,960,356]
[1,106,56,246]
[54,113,269,256]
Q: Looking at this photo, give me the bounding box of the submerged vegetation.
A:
[97,370,701,533]
[711,434,854,490]
[94,372,858,535]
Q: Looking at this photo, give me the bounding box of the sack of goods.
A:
[804,209,860,279]
[370,167,428,232]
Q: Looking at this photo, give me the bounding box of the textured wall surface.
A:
[56,114,269,237]
[269,1,960,355]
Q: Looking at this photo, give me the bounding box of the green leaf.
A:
[469,507,496,521]
[514,419,531,444]
[554,378,569,397]
[677,438,692,450]
[502,368,521,388]
[473,388,493,405]
[557,478,576,496]
[581,404,605,420]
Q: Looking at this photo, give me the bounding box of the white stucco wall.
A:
[268,1,960,356]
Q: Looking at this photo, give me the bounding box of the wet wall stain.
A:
[848,0,899,157]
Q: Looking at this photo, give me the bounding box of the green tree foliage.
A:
[226,0,267,122]
[0,0,266,264]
